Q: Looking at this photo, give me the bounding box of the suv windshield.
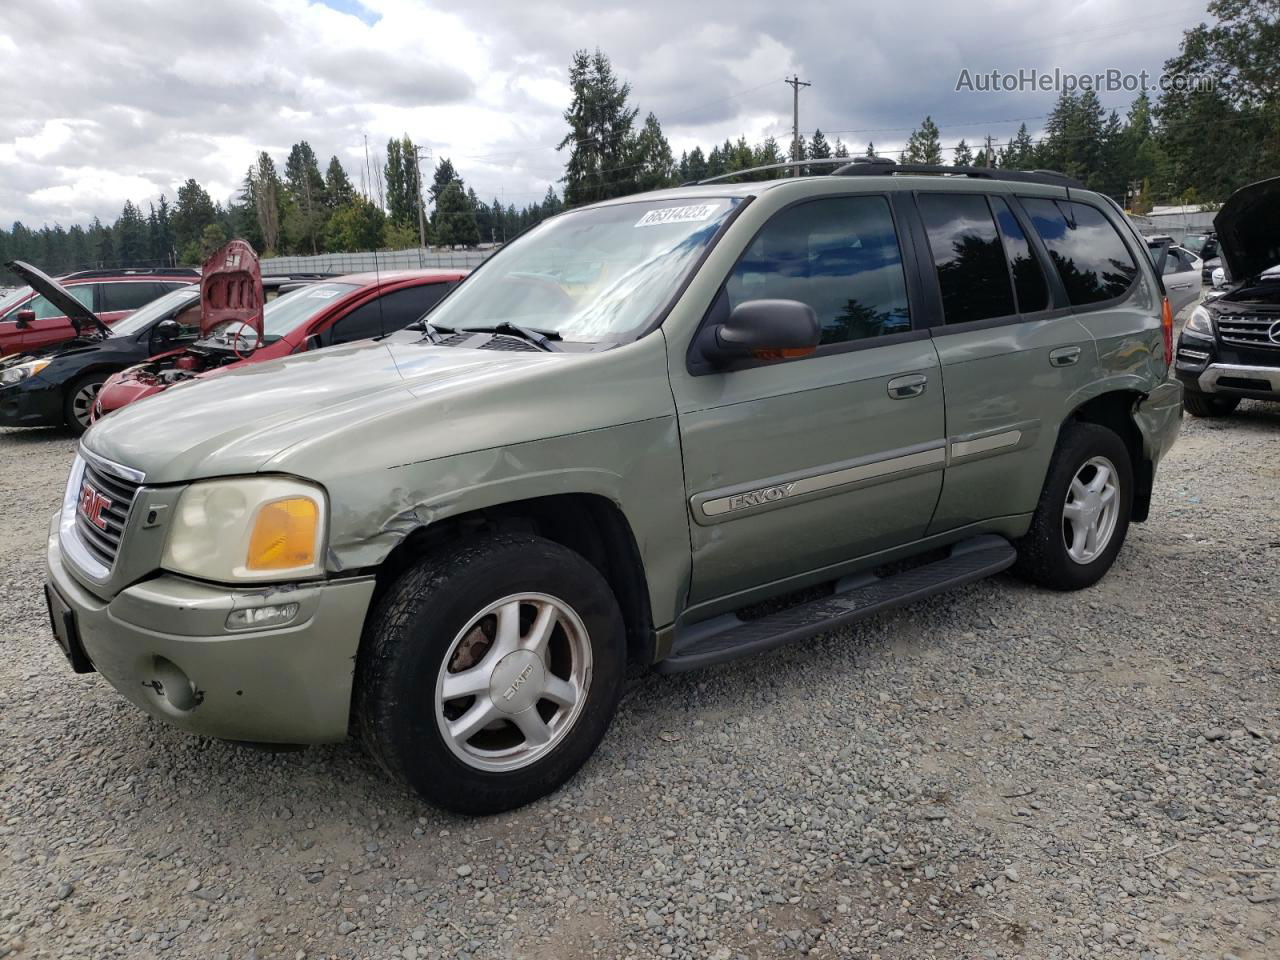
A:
[253,282,359,342]
[427,198,742,342]
[110,286,199,338]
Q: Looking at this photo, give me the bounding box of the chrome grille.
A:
[1217,314,1280,349]
[73,459,142,569]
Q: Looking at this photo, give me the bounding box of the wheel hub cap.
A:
[489,650,546,715]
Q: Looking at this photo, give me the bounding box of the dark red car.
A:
[0,264,198,357]
[95,247,466,418]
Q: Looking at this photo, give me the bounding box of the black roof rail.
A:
[59,266,201,281]
[687,158,860,185]
[832,159,1084,189]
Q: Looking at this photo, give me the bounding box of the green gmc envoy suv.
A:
[46,159,1182,814]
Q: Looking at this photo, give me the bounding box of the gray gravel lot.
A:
[1,400,1277,960]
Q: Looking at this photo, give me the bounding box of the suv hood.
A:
[1214,177,1280,282]
[199,239,262,338]
[4,260,109,338]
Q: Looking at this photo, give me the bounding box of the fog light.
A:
[226,603,300,631]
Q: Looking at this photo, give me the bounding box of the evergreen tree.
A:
[833,139,850,159]
[865,142,877,159]
[284,141,328,254]
[431,181,480,247]
[903,117,943,164]
[250,152,284,254]
[953,139,973,167]
[685,146,708,182]
[557,48,639,204]
[429,158,459,206]
[172,179,217,255]
[630,112,675,191]
[114,200,147,263]
[324,156,356,209]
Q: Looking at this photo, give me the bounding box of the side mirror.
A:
[1212,266,1226,289]
[14,309,35,328]
[700,299,821,367]
[148,319,181,354]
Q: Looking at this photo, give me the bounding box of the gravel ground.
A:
[1,397,1277,960]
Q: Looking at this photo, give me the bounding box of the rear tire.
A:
[355,534,626,815]
[63,373,108,436]
[1183,392,1238,418]
[1012,422,1133,591]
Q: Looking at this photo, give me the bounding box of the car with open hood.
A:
[46,160,1182,815]
[93,252,467,419]
[0,255,326,434]
[0,263,197,357]
[1173,176,1280,416]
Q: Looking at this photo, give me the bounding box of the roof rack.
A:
[689,156,1083,190]
[60,266,202,281]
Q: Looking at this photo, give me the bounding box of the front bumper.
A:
[0,378,63,428]
[1174,331,1280,402]
[1192,363,1280,399]
[46,516,376,743]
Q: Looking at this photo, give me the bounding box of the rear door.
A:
[913,189,1098,534]
[670,193,947,604]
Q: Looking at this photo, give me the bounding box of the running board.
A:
[657,535,1017,673]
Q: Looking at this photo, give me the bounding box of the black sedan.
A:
[0,275,324,434]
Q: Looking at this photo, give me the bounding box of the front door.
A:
[670,193,946,605]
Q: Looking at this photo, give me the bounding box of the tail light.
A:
[1160,297,1173,367]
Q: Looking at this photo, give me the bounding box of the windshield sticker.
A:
[307,289,341,298]
[634,204,722,228]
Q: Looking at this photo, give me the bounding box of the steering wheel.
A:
[497,273,575,312]
[223,321,263,361]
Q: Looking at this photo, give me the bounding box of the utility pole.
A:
[413,145,430,251]
[784,75,811,176]
[984,134,995,168]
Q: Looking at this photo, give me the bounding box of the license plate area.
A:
[45,584,95,674]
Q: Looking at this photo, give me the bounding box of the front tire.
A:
[355,534,626,815]
[1183,392,1238,418]
[1012,422,1134,591]
[63,373,108,435]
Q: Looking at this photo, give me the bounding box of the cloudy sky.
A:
[0,0,1211,227]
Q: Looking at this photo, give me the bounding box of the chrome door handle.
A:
[887,374,928,399]
[1049,346,1082,367]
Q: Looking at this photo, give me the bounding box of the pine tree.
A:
[324,157,356,209]
[953,139,973,167]
[685,146,708,182]
[431,181,479,247]
[808,129,831,161]
[630,112,674,191]
[834,139,850,159]
[903,117,943,164]
[172,179,217,255]
[557,48,638,204]
[429,158,459,206]
[250,152,284,254]
[865,142,877,159]
[284,141,328,254]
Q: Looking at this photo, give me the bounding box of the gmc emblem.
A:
[78,481,112,531]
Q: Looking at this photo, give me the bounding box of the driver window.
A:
[725,196,912,346]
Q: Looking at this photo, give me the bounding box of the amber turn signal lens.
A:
[1160,296,1173,365]
[246,498,319,571]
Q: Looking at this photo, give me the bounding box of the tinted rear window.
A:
[918,193,1015,325]
[1021,199,1139,306]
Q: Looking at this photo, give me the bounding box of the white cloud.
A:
[0,0,1204,225]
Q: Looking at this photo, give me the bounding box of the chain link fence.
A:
[259,247,494,275]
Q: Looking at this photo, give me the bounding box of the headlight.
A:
[1183,305,1215,338]
[0,359,50,385]
[162,476,327,582]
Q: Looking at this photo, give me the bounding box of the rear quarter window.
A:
[1020,198,1139,306]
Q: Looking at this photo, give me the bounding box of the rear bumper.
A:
[1133,378,1183,465]
[45,515,376,744]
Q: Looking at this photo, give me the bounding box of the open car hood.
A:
[4,260,108,337]
[200,239,263,338]
[1214,177,1280,282]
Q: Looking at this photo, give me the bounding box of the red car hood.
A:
[200,239,263,338]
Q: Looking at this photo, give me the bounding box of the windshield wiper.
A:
[459,322,562,352]
[411,320,457,342]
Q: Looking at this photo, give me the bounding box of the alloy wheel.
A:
[434,593,592,772]
[1062,455,1120,565]
[71,382,102,429]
